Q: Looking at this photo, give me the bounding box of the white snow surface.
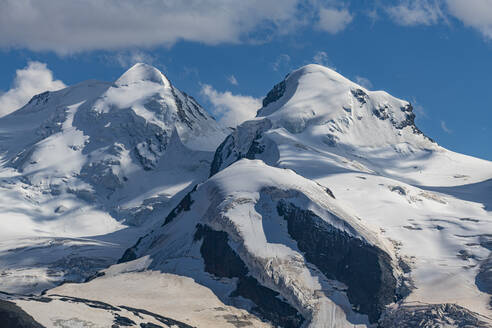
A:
[0,63,228,293]
[211,64,492,322]
[121,159,397,327]
[14,259,271,328]
[2,64,492,328]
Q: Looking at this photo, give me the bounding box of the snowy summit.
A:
[0,64,491,328]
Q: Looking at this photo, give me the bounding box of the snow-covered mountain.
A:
[0,63,228,293]
[1,64,492,328]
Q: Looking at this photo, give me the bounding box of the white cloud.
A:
[387,0,445,26]
[272,54,291,72]
[410,98,428,119]
[355,76,373,89]
[0,0,310,54]
[201,84,261,128]
[0,62,66,117]
[111,51,158,68]
[385,0,492,39]
[441,120,452,133]
[317,8,353,34]
[446,0,492,39]
[228,75,239,86]
[312,51,335,68]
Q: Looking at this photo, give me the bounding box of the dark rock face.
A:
[171,88,194,129]
[209,119,274,177]
[140,323,163,328]
[0,299,45,328]
[194,224,248,278]
[351,89,368,105]
[163,185,197,225]
[194,224,305,328]
[118,236,144,264]
[277,201,398,323]
[118,305,195,328]
[113,313,136,327]
[394,104,435,143]
[245,136,265,160]
[380,303,492,328]
[476,256,492,295]
[210,135,231,177]
[262,80,286,108]
[373,105,390,120]
[476,235,492,305]
[27,91,50,106]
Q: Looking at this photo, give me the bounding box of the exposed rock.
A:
[163,185,197,225]
[119,305,195,328]
[210,119,275,177]
[380,303,492,328]
[262,80,286,108]
[351,89,368,105]
[0,299,45,328]
[277,201,398,323]
[27,91,51,107]
[194,224,305,328]
[113,313,136,327]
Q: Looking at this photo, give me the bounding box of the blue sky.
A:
[1,0,491,160]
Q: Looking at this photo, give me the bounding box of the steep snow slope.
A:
[213,64,490,186]
[105,159,408,327]
[210,64,492,323]
[0,63,228,293]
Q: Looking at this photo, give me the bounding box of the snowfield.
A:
[0,63,228,293]
[1,64,491,328]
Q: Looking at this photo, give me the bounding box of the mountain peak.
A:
[255,63,435,151]
[291,64,354,86]
[115,63,170,87]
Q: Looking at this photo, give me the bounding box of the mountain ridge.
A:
[1,63,491,328]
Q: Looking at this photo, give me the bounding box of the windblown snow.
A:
[1,63,491,328]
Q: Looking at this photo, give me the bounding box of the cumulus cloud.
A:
[317,7,353,33]
[446,0,492,39]
[201,84,261,128]
[0,0,313,54]
[355,76,373,89]
[387,0,445,26]
[0,62,66,117]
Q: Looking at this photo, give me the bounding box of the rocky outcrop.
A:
[0,299,45,328]
[194,224,305,328]
[277,201,398,323]
[380,303,492,328]
[210,119,275,176]
[262,80,287,108]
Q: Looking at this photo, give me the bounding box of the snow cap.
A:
[115,63,170,87]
